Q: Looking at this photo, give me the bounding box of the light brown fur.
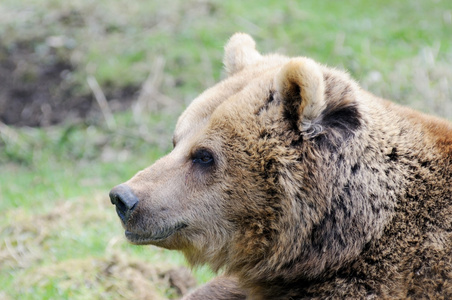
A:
[110,33,452,299]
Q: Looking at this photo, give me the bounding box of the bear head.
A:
[110,33,395,284]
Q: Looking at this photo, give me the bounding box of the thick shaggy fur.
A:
[111,33,452,299]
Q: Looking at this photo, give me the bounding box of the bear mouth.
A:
[125,223,187,244]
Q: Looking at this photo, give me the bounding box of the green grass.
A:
[1,0,452,299]
[2,0,451,103]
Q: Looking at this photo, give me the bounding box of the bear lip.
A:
[125,223,187,244]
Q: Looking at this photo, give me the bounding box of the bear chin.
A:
[124,223,188,245]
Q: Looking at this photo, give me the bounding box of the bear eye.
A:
[192,149,214,166]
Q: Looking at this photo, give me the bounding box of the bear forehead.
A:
[211,73,274,123]
[174,59,285,145]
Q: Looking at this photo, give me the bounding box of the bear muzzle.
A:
[109,183,188,245]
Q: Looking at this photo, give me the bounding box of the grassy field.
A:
[1,0,452,299]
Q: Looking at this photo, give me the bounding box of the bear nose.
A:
[109,184,139,224]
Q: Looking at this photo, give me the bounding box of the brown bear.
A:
[109,33,452,299]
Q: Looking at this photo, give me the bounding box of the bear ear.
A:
[275,58,326,130]
[223,33,262,76]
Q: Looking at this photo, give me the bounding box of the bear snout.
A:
[109,184,139,225]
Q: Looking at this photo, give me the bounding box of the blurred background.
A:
[1,0,451,299]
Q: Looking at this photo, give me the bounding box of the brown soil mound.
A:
[0,40,135,127]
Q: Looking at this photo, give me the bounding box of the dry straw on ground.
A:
[0,196,197,299]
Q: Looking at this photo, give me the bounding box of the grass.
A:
[1,0,452,299]
[2,0,451,105]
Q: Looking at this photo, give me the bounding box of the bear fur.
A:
[110,33,452,299]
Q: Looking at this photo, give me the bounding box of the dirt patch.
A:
[0,39,136,127]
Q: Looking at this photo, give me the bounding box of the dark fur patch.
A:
[387,148,398,161]
[259,129,270,139]
[263,158,276,180]
[256,90,276,116]
[290,135,304,147]
[351,163,360,174]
